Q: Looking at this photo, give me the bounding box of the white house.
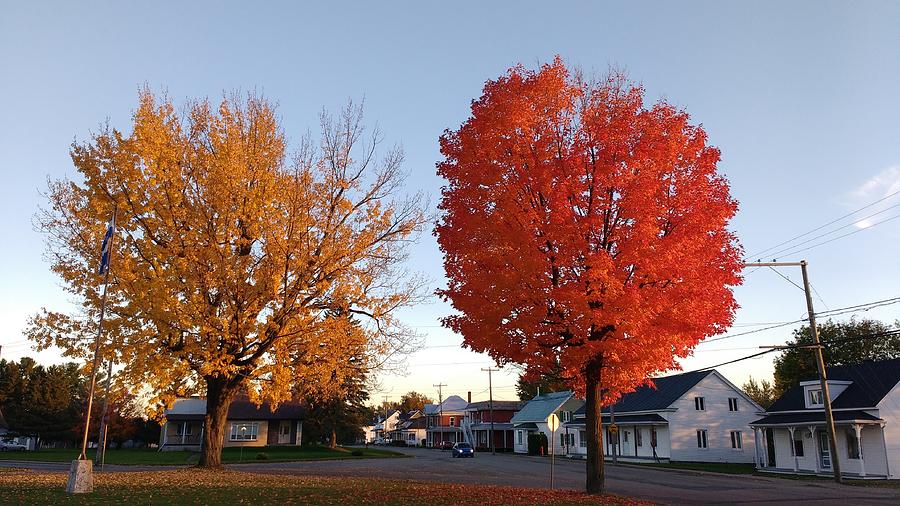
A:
[371,410,399,444]
[390,410,427,446]
[510,391,584,455]
[564,370,764,463]
[750,358,900,479]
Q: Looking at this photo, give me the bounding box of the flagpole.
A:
[78,205,117,460]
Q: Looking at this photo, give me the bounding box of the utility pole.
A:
[433,383,446,446]
[481,368,498,454]
[745,260,841,483]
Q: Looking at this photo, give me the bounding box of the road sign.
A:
[547,413,560,432]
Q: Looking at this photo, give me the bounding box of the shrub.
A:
[527,433,548,455]
[255,452,269,460]
[351,450,363,456]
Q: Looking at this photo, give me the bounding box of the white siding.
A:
[666,372,762,463]
[877,381,900,479]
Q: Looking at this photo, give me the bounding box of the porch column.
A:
[809,426,820,474]
[788,426,798,472]
[162,421,169,446]
[752,428,760,467]
[881,423,891,478]
[855,424,865,477]
[181,422,187,445]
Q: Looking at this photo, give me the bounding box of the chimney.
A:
[467,391,472,403]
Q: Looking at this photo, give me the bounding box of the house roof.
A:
[424,395,469,415]
[565,413,667,427]
[572,370,714,417]
[750,410,884,427]
[767,358,900,412]
[510,390,574,423]
[165,396,304,421]
[465,400,524,412]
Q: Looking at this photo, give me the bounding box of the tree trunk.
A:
[585,357,605,494]
[330,426,337,449]
[199,377,239,468]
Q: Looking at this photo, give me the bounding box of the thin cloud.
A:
[847,166,900,229]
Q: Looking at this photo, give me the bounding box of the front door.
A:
[278,421,291,444]
[765,429,776,467]
[819,432,831,469]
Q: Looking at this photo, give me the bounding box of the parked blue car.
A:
[451,442,474,458]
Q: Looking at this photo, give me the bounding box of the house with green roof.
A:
[510,390,583,454]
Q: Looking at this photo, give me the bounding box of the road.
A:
[243,447,899,505]
[2,448,897,505]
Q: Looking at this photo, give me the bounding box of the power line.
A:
[758,201,900,260]
[748,188,900,259]
[700,296,900,344]
[688,328,900,373]
[771,213,900,259]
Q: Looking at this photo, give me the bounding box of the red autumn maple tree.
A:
[435,58,743,493]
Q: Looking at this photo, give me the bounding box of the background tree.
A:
[742,376,777,409]
[515,365,569,401]
[28,91,425,467]
[393,391,433,413]
[435,59,742,493]
[0,358,84,447]
[773,318,900,395]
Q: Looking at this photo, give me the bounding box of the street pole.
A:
[433,383,446,446]
[745,260,842,483]
[481,368,497,454]
[96,358,114,469]
[610,403,617,465]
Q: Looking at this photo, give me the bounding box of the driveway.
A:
[241,447,900,505]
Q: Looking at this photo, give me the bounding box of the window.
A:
[847,429,861,459]
[624,431,629,443]
[794,439,804,457]
[229,422,259,441]
[579,430,587,448]
[281,424,290,436]
[561,433,566,447]
[409,433,416,442]
[695,397,705,411]
[562,411,571,422]
[728,398,739,411]
[175,422,192,436]
[808,389,823,406]
[696,429,708,449]
[449,417,455,427]
[730,431,743,450]
[636,429,643,447]
[651,427,658,448]
[517,430,523,445]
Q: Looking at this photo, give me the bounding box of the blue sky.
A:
[1,1,898,404]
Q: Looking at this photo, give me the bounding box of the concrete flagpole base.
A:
[66,459,93,494]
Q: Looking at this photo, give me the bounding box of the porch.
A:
[751,411,888,479]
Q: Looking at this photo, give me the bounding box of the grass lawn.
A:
[0,446,403,466]
[629,461,757,475]
[0,468,648,505]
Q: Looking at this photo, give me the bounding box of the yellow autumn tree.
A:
[28,91,426,467]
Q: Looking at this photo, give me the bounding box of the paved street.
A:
[2,448,898,504]
[243,447,899,505]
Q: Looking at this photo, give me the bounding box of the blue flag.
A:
[98,214,116,275]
